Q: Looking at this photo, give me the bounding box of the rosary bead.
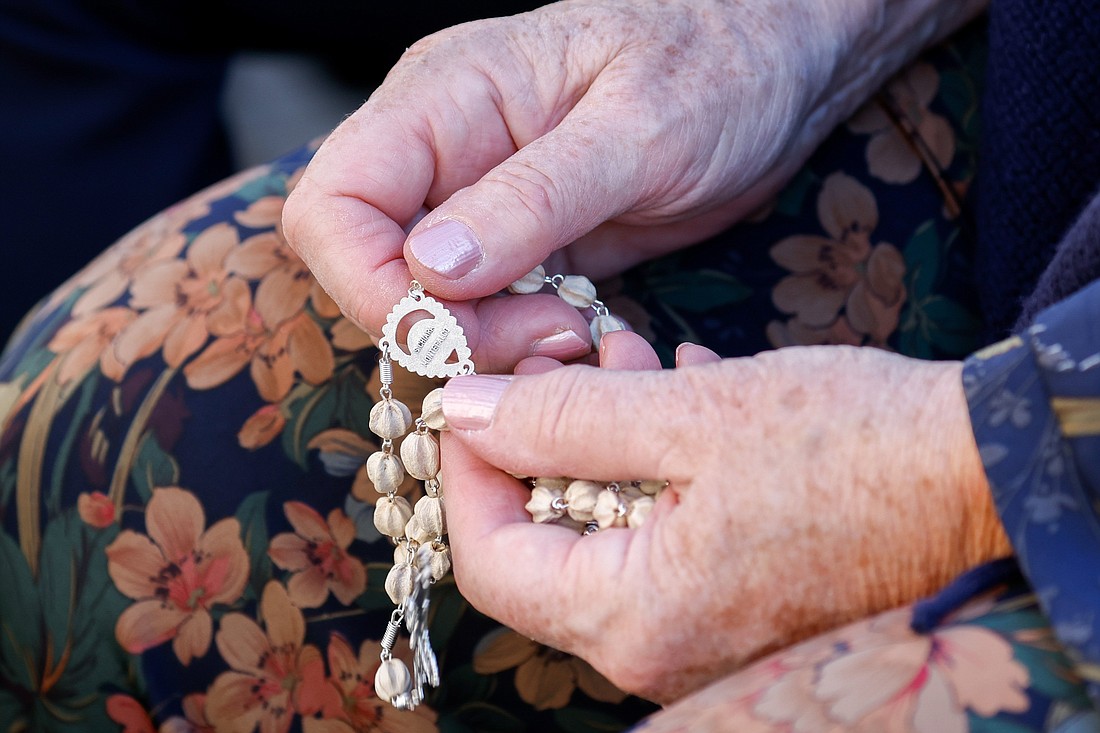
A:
[627,495,655,529]
[557,275,597,308]
[533,476,570,492]
[589,314,625,348]
[421,388,448,431]
[564,480,602,522]
[374,495,414,538]
[637,479,667,496]
[367,451,406,495]
[593,489,629,529]
[369,399,413,440]
[375,658,413,703]
[385,562,415,604]
[525,485,566,524]
[508,265,547,294]
[404,514,436,545]
[428,545,452,581]
[400,432,440,481]
[394,540,416,566]
[414,495,446,537]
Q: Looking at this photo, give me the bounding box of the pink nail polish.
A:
[530,330,589,360]
[408,219,483,279]
[442,375,512,430]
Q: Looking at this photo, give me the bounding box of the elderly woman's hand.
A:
[283,0,986,373]
[439,341,1011,703]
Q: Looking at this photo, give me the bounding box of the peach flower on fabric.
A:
[268,502,367,608]
[768,173,906,348]
[106,487,249,665]
[473,629,626,711]
[46,307,135,384]
[77,491,116,528]
[226,230,340,324]
[111,222,252,375]
[181,234,336,402]
[106,693,213,733]
[308,633,438,733]
[238,404,287,450]
[754,609,1029,732]
[206,581,328,733]
[847,63,955,185]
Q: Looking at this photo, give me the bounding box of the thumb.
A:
[404,90,650,300]
[440,364,706,482]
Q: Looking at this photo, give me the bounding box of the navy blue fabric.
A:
[976,0,1100,340]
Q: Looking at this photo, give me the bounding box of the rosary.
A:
[365,267,665,710]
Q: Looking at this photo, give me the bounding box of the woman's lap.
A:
[0,20,1089,733]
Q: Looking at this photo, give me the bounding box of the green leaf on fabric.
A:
[0,531,41,690]
[922,296,982,356]
[451,701,526,733]
[236,491,272,603]
[1011,642,1088,701]
[357,564,401,612]
[336,370,376,438]
[552,706,631,732]
[646,270,751,313]
[232,174,287,206]
[428,578,468,660]
[0,458,14,514]
[437,663,495,708]
[966,715,1042,733]
[0,513,130,732]
[775,168,819,217]
[938,70,976,125]
[129,431,180,502]
[283,384,339,470]
[47,371,99,516]
[904,220,941,299]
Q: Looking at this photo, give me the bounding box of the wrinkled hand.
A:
[439,341,1011,703]
[283,0,863,372]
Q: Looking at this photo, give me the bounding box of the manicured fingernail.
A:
[408,219,483,279]
[442,375,512,430]
[530,330,589,360]
[675,342,722,367]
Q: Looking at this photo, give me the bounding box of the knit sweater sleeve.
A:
[963,278,1100,690]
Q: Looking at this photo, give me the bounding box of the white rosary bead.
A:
[525,485,566,524]
[627,495,655,529]
[367,451,406,495]
[374,495,414,538]
[593,489,629,529]
[394,540,416,566]
[414,495,446,537]
[400,431,440,481]
[385,562,415,604]
[557,275,597,308]
[508,265,547,294]
[589,314,625,348]
[428,544,452,581]
[369,399,413,440]
[564,480,602,522]
[420,388,448,431]
[375,658,413,702]
[533,476,570,492]
[404,514,436,545]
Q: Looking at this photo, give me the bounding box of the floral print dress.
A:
[0,21,1093,733]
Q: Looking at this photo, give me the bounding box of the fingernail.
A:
[442,375,512,430]
[675,342,721,367]
[530,330,589,360]
[408,219,483,279]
